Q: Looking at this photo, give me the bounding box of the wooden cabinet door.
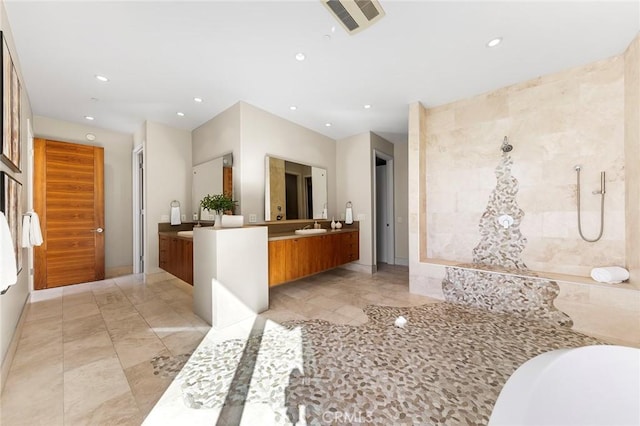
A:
[268,240,287,286]
[284,239,300,282]
[297,237,313,278]
[159,235,169,270]
[182,239,193,285]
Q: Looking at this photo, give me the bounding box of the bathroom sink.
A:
[294,228,328,235]
[177,230,194,237]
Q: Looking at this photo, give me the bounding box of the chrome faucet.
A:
[301,224,312,230]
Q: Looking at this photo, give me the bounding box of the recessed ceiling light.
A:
[289,106,297,111]
[295,52,306,61]
[325,123,332,127]
[95,75,109,82]
[177,112,185,117]
[194,97,203,103]
[364,104,372,109]
[486,37,502,48]
[86,133,96,141]
[84,116,94,121]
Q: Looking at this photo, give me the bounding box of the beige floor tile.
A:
[124,350,174,418]
[25,298,63,322]
[63,355,134,421]
[334,304,366,319]
[93,288,129,307]
[112,336,168,369]
[10,338,63,376]
[98,301,139,325]
[121,286,160,305]
[64,330,117,372]
[313,309,354,324]
[305,294,346,311]
[66,389,141,426]
[1,361,64,426]
[104,313,154,342]
[62,313,107,343]
[62,301,101,322]
[62,289,96,308]
[134,299,172,318]
[142,310,194,338]
[161,330,205,357]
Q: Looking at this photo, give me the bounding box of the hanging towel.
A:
[345,204,353,225]
[590,266,630,284]
[29,212,43,246]
[21,212,44,248]
[170,206,181,225]
[21,214,31,248]
[0,212,17,293]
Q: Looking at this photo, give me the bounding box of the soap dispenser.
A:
[314,221,320,229]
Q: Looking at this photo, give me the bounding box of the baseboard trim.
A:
[1,293,30,394]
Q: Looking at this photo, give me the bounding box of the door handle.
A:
[92,227,104,233]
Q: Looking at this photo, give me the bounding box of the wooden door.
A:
[34,139,105,289]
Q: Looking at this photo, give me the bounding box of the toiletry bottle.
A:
[314,221,319,229]
[331,217,336,230]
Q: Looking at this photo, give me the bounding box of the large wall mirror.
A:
[192,154,233,220]
[265,156,327,221]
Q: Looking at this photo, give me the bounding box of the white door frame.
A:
[373,150,395,266]
[26,119,34,291]
[132,144,145,274]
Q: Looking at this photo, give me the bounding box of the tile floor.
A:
[1,264,431,425]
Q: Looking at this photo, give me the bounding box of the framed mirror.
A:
[265,156,327,221]
[192,154,233,220]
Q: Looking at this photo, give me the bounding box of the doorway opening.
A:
[374,151,395,267]
[133,145,145,274]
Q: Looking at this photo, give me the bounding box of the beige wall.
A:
[419,54,626,277]
[394,142,409,264]
[144,121,192,273]
[33,116,134,273]
[239,102,337,223]
[193,102,337,223]
[0,0,32,386]
[337,132,372,269]
[192,102,241,206]
[268,157,286,220]
[624,34,640,282]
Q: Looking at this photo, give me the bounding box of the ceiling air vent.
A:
[321,0,385,35]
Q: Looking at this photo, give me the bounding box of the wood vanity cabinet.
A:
[268,231,359,287]
[159,234,193,285]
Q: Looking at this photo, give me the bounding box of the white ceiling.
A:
[4,1,639,143]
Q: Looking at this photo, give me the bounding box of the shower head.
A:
[501,136,513,153]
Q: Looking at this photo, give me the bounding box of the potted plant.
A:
[200,193,237,228]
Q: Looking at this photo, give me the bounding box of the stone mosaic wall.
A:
[472,155,527,268]
[442,153,572,326]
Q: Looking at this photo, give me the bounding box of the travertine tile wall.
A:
[624,36,640,282]
[422,54,626,277]
[408,34,640,346]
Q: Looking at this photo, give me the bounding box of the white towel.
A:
[21,215,31,248]
[21,212,43,248]
[170,206,181,225]
[345,207,353,225]
[0,212,17,293]
[29,212,43,246]
[590,266,630,284]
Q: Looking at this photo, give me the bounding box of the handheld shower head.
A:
[501,136,513,153]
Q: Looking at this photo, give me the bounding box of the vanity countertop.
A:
[268,227,358,241]
[158,230,195,241]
